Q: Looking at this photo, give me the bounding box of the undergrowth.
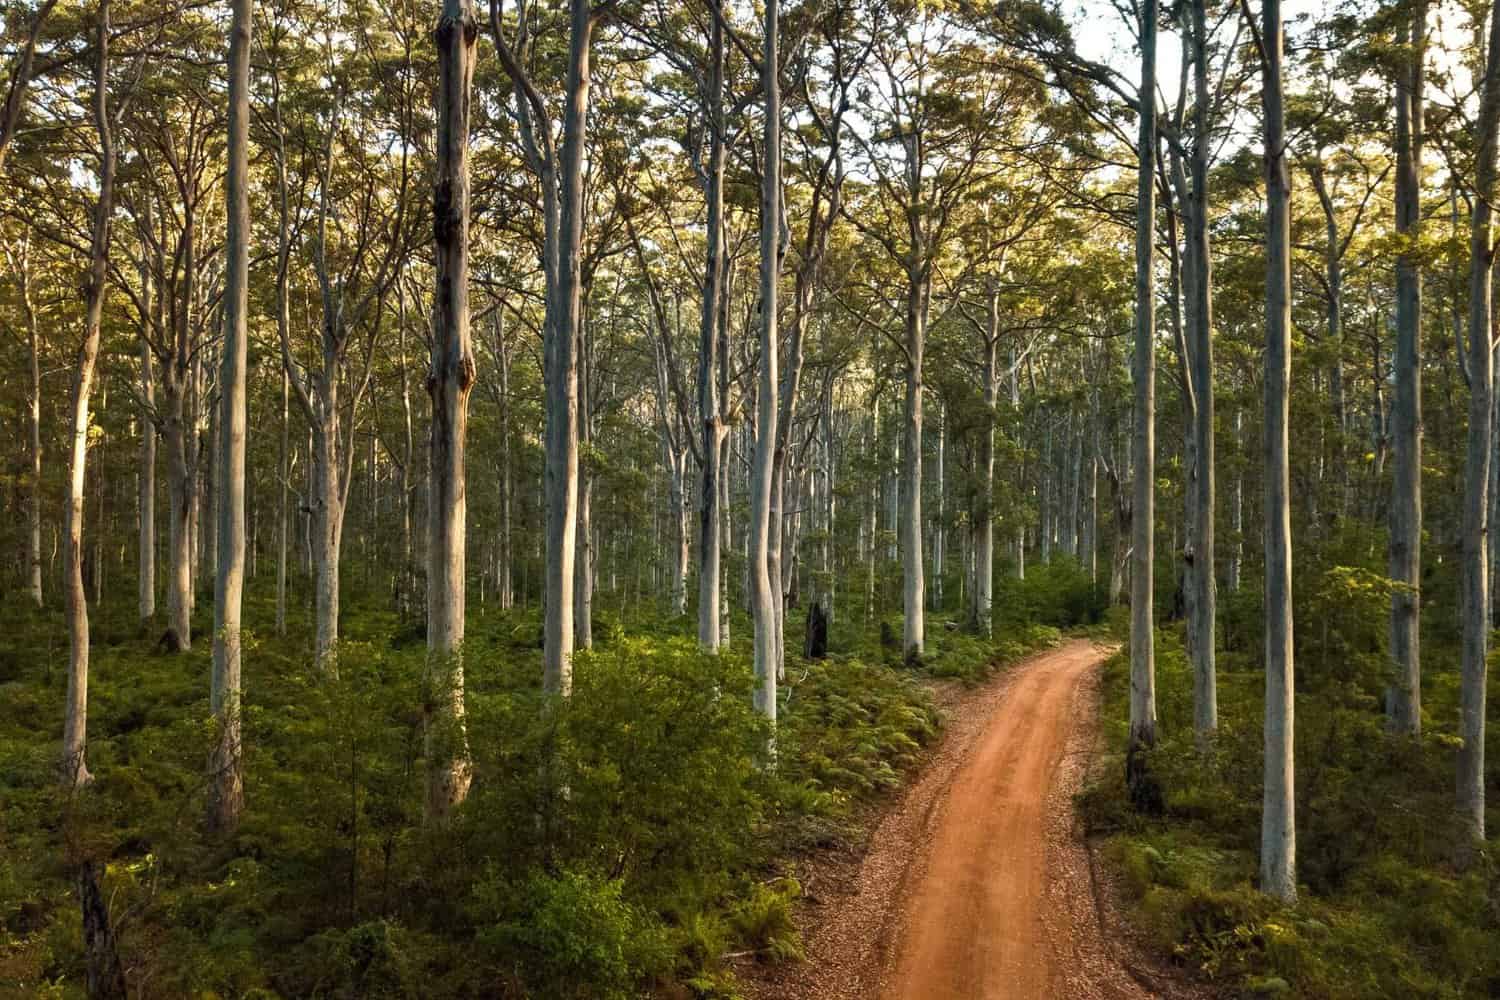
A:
[1082,565,1500,999]
[0,560,1098,998]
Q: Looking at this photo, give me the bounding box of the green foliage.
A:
[727,878,805,964]
[1089,618,1500,999]
[474,869,672,1000]
[992,558,1108,633]
[0,597,953,999]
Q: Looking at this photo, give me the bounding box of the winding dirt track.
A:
[748,639,1174,1000]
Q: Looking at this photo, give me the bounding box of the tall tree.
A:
[489,0,601,694]
[62,0,121,787]
[209,0,252,833]
[1128,0,1158,761]
[1255,0,1296,902]
[1457,0,1500,842]
[0,0,60,174]
[750,0,782,726]
[426,0,478,818]
[1388,0,1425,734]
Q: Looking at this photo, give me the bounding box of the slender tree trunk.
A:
[1186,0,1217,740]
[425,0,478,819]
[209,0,251,832]
[137,338,156,623]
[901,272,927,658]
[575,313,593,650]
[974,297,998,634]
[276,370,289,635]
[542,0,595,696]
[752,0,782,729]
[21,248,43,608]
[696,6,727,651]
[1228,408,1243,593]
[313,420,342,672]
[933,401,946,610]
[1260,0,1297,901]
[1129,0,1158,755]
[496,309,514,610]
[1457,1,1500,842]
[62,0,117,787]
[1388,0,1426,735]
[163,379,192,648]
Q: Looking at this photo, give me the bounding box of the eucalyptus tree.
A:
[278,16,418,672]
[425,0,480,818]
[63,0,126,787]
[0,0,60,174]
[1162,0,1252,743]
[489,0,608,694]
[1290,82,1388,521]
[842,4,1007,660]
[1456,0,1500,842]
[1254,0,1297,902]
[1388,0,1426,735]
[749,0,782,724]
[1128,0,1158,758]
[763,0,870,674]
[209,0,252,833]
[2,234,45,607]
[119,80,226,652]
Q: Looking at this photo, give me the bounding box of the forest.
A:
[2,0,1499,995]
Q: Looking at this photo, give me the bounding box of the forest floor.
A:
[739,638,1202,1000]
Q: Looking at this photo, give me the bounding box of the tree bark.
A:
[62,0,117,788]
[1129,0,1158,756]
[575,311,594,650]
[539,0,595,697]
[1260,0,1297,901]
[973,287,1000,634]
[1185,0,1217,740]
[1388,0,1425,735]
[901,271,927,658]
[210,0,252,833]
[751,0,782,730]
[425,0,478,819]
[17,241,44,609]
[696,3,728,651]
[138,340,157,624]
[1457,0,1500,842]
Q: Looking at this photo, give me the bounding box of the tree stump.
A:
[804,600,828,659]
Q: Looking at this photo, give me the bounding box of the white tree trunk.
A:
[275,369,289,635]
[1186,0,1217,741]
[312,423,343,672]
[575,315,594,650]
[751,0,782,729]
[901,278,927,658]
[1388,1,1425,735]
[425,0,478,819]
[1129,0,1158,754]
[1227,408,1243,594]
[138,340,156,623]
[20,245,44,608]
[63,2,116,787]
[933,401,945,611]
[1260,0,1297,901]
[163,378,193,648]
[541,0,595,696]
[210,0,251,832]
[1457,0,1500,841]
[496,310,514,610]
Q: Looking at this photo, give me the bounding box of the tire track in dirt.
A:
[745,639,1186,1000]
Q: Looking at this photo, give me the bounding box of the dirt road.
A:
[746,639,1171,1000]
